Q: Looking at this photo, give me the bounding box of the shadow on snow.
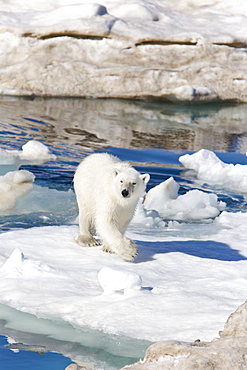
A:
[135,240,247,263]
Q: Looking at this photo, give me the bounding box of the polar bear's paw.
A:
[75,235,100,247]
[102,238,137,260]
[101,245,114,254]
[113,238,137,261]
[120,238,138,261]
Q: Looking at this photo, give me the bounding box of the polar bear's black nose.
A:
[122,189,129,198]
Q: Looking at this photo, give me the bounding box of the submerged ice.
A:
[0,170,34,211]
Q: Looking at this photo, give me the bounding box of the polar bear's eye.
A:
[120,180,123,183]
[133,182,136,186]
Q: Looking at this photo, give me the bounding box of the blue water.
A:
[0,335,72,370]
[1,97,247,369]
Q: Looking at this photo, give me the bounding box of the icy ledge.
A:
[0,0,247,101]
[121,300,247,370]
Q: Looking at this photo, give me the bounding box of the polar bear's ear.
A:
[140,173,150,184]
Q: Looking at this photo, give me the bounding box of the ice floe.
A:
[179,149,247,193]
[0,211,247,344]
[143,176,226,221]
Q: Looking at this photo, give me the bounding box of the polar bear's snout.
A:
[122,188,130,198]
[121,182,135,198]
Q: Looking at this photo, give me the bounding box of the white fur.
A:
[73,153,150,260]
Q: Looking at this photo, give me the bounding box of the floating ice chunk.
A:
[180,149,224,175]
[98,267,142,295]
[179,149,247,193]
[19,140,56,162]
[0,170,34,211]
[6,170,34,184]
[0,141,56,175]
[144,177,225,221]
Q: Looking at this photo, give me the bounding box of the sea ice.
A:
[179,149,247,193]
[143,177,226,221]
[0,210,247,344]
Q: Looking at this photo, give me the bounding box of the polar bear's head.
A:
[114,168,150,200]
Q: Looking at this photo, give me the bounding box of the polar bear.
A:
[74,153,150,260]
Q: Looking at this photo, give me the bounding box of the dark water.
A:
[0,97,247,369]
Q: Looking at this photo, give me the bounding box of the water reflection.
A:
[0,97,247,153]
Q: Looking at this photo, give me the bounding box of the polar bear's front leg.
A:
[97,219,137,261]
[75,234,100,247]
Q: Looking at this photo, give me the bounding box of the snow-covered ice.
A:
[17,140,56,162]
[0,0,247,101]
